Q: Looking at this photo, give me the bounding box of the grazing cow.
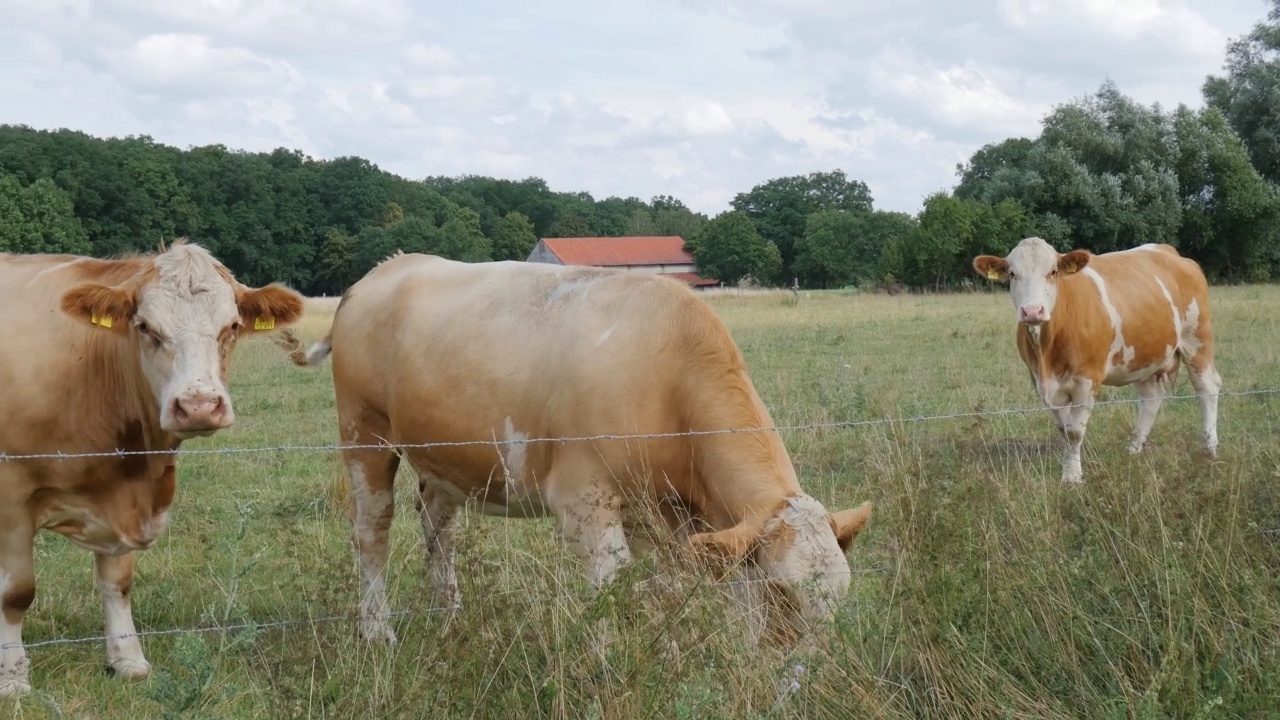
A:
[285,252,872,648]
[0,240,305,695]
[973,237,1222,483]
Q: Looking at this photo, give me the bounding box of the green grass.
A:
[10,284,1280,719]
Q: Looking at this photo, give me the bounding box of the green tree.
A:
[730,170,874,281]
[313,228,358,296]
[0,175,91,254]
[546,211,594,237]
[1173,105,1280,280]
[492,210,538,261]
[1203,0,1280,183]
[689,210,782,285]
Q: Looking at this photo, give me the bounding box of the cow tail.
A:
[305,335,333,366]
[271,328,332,367]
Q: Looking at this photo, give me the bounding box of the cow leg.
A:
[1055,383,1094,484]
[1186,361,1222,457]
[0,522,34,696]
[1128,378,1167,454]
[96,552,150,680]
[547,473,633,588]
[413,477,462,611]
[342,439,401,644]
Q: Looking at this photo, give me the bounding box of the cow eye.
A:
[137,321,150,334]
[231,320,243,333]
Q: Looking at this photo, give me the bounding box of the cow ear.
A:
[60,283,135,334]
[236,283,306,333]
[828,501,872,553]
[1058,250,1090,275]
[687,522,760,576]
[973,255,1010,282]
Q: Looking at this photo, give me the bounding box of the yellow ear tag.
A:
[91,313,113,328]
[986,269,1000,281]
[254,316,275,331]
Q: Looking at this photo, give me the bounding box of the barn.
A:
[525,235,720,288]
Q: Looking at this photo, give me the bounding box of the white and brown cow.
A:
[286,252,872,648]
[973,237,1222,483]
[0,240,304,695]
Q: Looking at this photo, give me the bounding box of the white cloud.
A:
[0,0,1266,216]
[866,45,1050,136]
[106,33,303,96]
[401,43,455,72]
[101,0,414,51]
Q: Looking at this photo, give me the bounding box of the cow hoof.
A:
[1127,441,1145,455]
[0,677,31,697]
[107,658,152,681]
[1061,472,1084,485]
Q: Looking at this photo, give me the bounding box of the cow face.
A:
[690,496,871,633]
[60,242,305,439]
[973,237,1090,326]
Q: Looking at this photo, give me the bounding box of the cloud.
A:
[101,0,415,51]
[0,0,1266,218]
[106,33,303,96]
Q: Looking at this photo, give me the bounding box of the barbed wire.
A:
[0,386,1273,651]
[1,567,890,651]
[2,387,1274,463]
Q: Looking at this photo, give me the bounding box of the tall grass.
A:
[8,286,1280,718]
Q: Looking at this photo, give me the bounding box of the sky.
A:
[0,0,1270,217]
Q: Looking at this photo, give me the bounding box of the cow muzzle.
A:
[166,389,234,436]
[1018,304,1048,325]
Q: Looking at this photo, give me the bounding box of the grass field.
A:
[9,284,1280,719]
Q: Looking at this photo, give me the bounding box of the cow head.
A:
[59,241,305,439]
[973,236,1090,326]
[689,496,871,635]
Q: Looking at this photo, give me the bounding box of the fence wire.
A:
[2,568,890,652]
[2,387,1275,463]
[0,386,1275,652]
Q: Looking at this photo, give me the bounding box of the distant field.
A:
[11,284,1280,719]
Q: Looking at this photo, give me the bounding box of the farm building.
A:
[526,235,719,288]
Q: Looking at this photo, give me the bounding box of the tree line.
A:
[4,2,1280,293]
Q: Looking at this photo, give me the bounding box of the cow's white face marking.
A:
[755,495,852,625]
[1004,238,1064,325]
[135,246,243,438]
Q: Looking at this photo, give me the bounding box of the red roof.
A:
[540,236,694,267]
[666,272,720,287]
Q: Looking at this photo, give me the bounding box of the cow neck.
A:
[691,424,800,529]
[1019,320,1059,380]
[82,327,182,458]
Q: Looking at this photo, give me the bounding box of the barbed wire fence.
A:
[3,387,1275,463]
[1,385,1277,653]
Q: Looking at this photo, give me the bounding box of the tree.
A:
[313,228,358,296]
[0,175,91,254]
[1173,105,1280,280]
[546,211,594,238]
[729,170,874,280]
[492,210,539,261]
[1203,0,1280,183]
[689,210,782,285]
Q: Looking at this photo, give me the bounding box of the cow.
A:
[972,237,1222,484]
[0,240,305,696]
[283,252,873,651]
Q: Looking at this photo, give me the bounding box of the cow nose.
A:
[1019,305,1047,324]
[171,393,231,431]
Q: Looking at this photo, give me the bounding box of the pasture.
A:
[9,284,1280,719]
